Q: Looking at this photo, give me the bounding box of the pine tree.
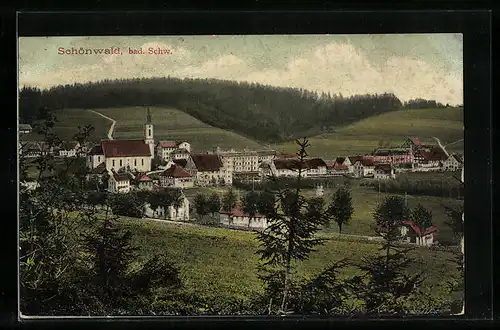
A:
[352,195,424,316]
[326,184,354,233]
[221,188,238,212]
[255,138,334,315]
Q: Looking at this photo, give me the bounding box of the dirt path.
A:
[88,109,116,140]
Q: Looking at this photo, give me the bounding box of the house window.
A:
[134,159,137,166]
[148,129,151,137]
[112,160,115,167]
[142,159,144,166]
[120,160,122,167]
[98,156,101,162]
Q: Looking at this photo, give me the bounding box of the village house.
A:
[172,158,188,168]
[172,147,191,160]
[190,154,232,186]
[373,148,413,164]
[144,190,190,221]
[373,163,396,180]
[86,162,108,183]
[264,158,328,178]
[412,147,447,171]
[157,141,192,162]
[216,148,261,174]
[107,171,133,194]
[257,150,276,164]
[443,154,463,171]
[219,206,268,231]
[328,159,350,176]
[346,156,362,173]
[400,220,438,247]
[58,141,80,158]
[352,157,376,178]
[159,164,195,188]
[133,173,154,191]
[22,141,53,158]
[19,124,33,135]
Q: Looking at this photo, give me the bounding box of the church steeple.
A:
[146,107,152,124]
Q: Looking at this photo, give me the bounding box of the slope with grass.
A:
[121,217,459,311]
[272,107,464,158]
[20,108,110,142]
[90,107,266,152]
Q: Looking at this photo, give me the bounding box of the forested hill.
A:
[20,77,405,143]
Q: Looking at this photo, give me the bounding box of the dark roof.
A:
[417,148,448,161]
[305,158,327,169]
[375,163,392,174]
[112,172,132,181]
[335,157,346,164]
[450,154,463,163]
[348,156,363,164]
[402,220,437,236]
[356,157,375,166]
[172,159,188,168]
[101,139,151,157]
[90,162,107,174]
[89,144,104,155]
[274,159,303,170]
[161,165,193,178]
[191,154,223,172]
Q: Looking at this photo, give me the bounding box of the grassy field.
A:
[95,107,265,152]
[272,107,464,158]
[120,217,460,310]
[175,179,462,245]
[20,108,110,142]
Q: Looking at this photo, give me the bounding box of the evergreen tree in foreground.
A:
[255,138,349,315]
[351,195,424,316]
[326,184,354,233]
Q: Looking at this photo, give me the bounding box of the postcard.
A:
[18,34,464,318]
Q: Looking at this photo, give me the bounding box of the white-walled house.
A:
[219,207,268,230]
[172,148,191,160]
[400,220,438,247]
[266,158,328,178]
[157,141,178,161]
[191,154,232,186]
[353,158,376,178]
[443,154,463,171]
[144,193,190,221]
[159,164,195,188]
[108,171,133,194]
[374,164,396,180]
[134,173,154,191]
[58,141,80,157]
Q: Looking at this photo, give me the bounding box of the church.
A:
[86,108,155,172]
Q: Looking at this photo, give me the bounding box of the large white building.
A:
[87,109,154,172]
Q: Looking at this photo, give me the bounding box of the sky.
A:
[18,34,463,105]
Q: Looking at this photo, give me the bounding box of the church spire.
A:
[146,107,152,124]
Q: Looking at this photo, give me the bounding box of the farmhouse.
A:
[19,124,33,134]
[346,156,363,173]
[144,191,190,221]
[157,141,192,162]
[58,141,80,158]
[159,164,194,188]
[373,148,413,164]
[219,206,268,230]
[86,162,108,183]
[373,163,396,180]
[413,147,447,170]
[352,157,376,178]
[266,158,328,178]
[134,173,154,191]
[191,154,232,186]
[108,171,133,194]
[443,154,463,171]
[400,220,438,247]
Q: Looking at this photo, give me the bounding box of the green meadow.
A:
[95,107,265,152]
[272,107,464,158]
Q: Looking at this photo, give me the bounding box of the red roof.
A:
[356,157,375,166]
[159,141,177,148]
[416,148,447,162]
[334,163,348,171]
[112,172,132,182]
[161,165,193,178]
[191,154,223,172]
[137,174,151,182]
[402,220,438,236]
[409,138,422,146]
[101,140,151,157]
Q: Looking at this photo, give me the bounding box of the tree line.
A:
[402,98,450,109]
[19,108,463,316]
[19,78,407,143]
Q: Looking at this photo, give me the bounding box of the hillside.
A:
[19,78,404,143]
[272,107,464,157]
[98,106,266,151]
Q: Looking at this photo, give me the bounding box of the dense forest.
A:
[19,78,446,143]
[20,78,405,143]
[402,98,448,109]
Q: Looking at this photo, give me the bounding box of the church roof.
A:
[101,139,151,157]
